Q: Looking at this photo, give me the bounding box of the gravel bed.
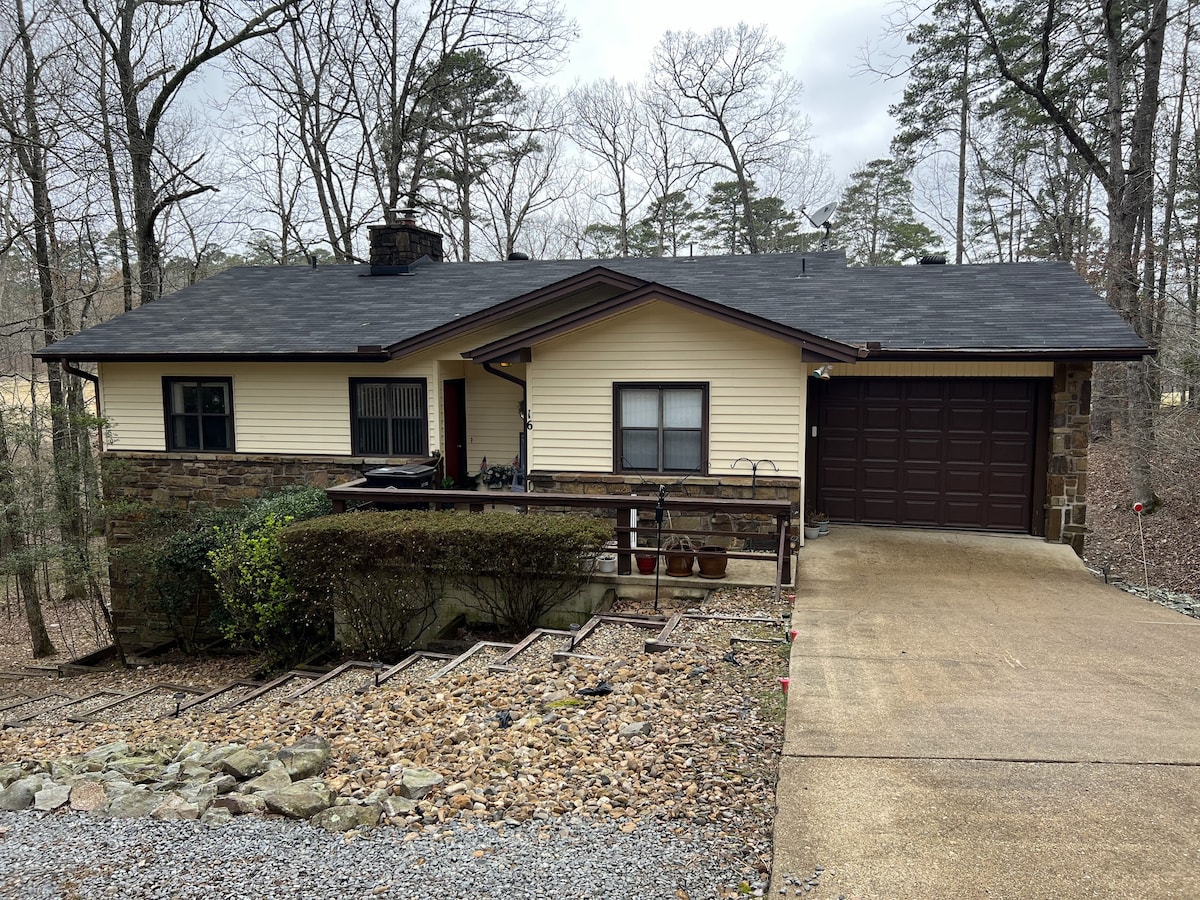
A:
[179,683,262,717]
[0,694,75,724]
[672,618,783,649]
[0,812,759,900]
[448,645,512,677]
[298,667,376,699]
[505,634,566,670]
[16,692,128,728]
[94,687,199,725]
[573,622,655,658]
[231,676,316,713]
[383,657,446,685]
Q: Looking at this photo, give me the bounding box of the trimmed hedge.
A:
[281,510,613,647]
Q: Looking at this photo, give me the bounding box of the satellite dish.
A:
[803,201,838,229]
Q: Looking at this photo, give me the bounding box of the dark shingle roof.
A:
[37,251,1147,360]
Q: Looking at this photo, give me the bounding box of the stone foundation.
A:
[1046,362,1092,555]
[102,451,402,649]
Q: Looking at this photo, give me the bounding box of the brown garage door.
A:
[814,378,1045,532]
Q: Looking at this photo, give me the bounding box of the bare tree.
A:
[651,23,811,254]
[569,79,649,257]
[81,0,300,303]
[969,0,1171,508]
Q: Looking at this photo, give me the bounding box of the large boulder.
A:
[0,776,43,812]
[219,748,268,780]
[242,764,292,794]
[310,802,382,833]
[261,783,335,819]
[33,784,71,812]
[107,787,164,819]
[69,781,108,812]
[397,768,444,800]
[277,735,331,780]
[151,795,201,821]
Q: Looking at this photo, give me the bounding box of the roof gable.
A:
[464,278,864,364]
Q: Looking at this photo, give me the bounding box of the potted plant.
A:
[663,534,696,577]
[696,543,728,579]
[635,550,657,574]
[810,511,830,535]
[481,463,516,490]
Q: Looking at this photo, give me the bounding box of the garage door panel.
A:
[991,440,1031,464]
[904,469,942,492]
[862,406,902,430]
[862,466,901,491]
[945,469,984,493]
[948,408,986,431]
[860,497,901,522]
[992,409,1034,434]
[906,408,943,430]
[905,437,942,461]
[946,439,985,462]
[817,378,1041,533]
[902,498,943,524]
[863,437,901,460]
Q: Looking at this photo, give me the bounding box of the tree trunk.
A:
[0,406,55,658]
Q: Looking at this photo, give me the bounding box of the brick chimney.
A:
[368,208,444,271]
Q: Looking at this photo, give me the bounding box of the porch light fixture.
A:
[812,365,832,380]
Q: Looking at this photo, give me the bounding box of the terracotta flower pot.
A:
[696,545,728,579]
[665,551,695,577]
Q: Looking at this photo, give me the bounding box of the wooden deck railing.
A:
[326,479,795,601]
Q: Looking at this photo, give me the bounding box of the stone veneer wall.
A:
[527,473,801,547]
[1046,361,1092,555]
[103,451,390,649]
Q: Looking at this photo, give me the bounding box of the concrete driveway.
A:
[773,528,1200,899]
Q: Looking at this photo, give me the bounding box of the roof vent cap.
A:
[919,253,947,265]
[507,252,530,261]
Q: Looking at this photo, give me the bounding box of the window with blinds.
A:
[614,383,707,474]
[351,379,428,456]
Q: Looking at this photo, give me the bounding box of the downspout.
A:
[482,362,531,488]
[62,360,104,453]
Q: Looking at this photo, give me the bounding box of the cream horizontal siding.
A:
[99,359,441,456]
[830,361,1055,378]
[528,300,806,476]
[465,365,523,472]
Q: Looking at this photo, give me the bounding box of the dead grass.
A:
[0,594,108,671]
[1084,415,1200,596]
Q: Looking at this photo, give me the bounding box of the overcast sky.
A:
[555,0,906,193]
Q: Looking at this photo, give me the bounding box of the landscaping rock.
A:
[200,805,235,827]
[219,748,267,780]
[107,787,163,819]
[277,735,331,780]
[261,783,335,819]
[310,802,382,833]
[151,794,201,821]
[398,767,444,800]
[381,796,418,817]
[242,764,292,793]
[69,781,108,812]
[212,793,267,816]
[33,784,71,812]
[0,776,42,811]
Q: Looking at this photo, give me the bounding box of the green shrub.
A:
[282,510,613,643]
[207,487,333,669]
[114,505,236,651]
